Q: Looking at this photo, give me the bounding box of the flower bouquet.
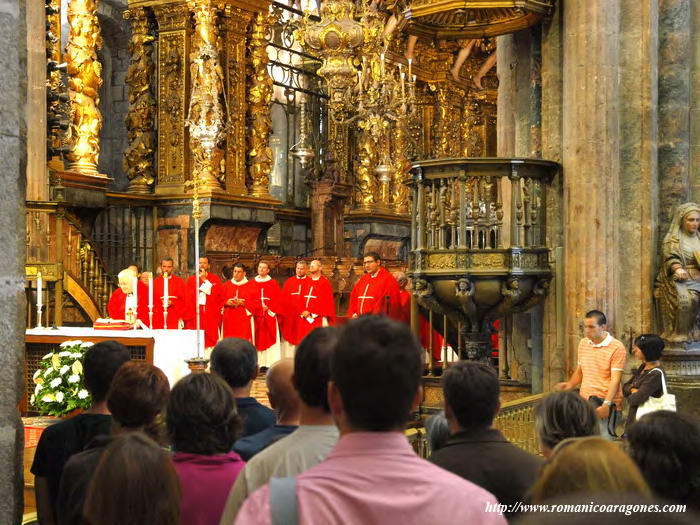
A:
[31,340,95,417]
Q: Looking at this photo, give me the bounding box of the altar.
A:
[23,327,203,414]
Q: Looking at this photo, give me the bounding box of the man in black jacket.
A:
[430,361,542,518]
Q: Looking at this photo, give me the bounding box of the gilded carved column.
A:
[153,2,189,193]
[187,0,226,190]
[123,7,156,194]
[65,0,103,175]
[222,6,252,195]
[390,119,410,215]
[247,11,274,198]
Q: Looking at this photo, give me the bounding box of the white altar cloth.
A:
[26,327,205,386]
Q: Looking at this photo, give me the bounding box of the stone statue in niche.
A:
[655,202,700,344]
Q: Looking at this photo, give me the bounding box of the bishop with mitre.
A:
[184,256,223,348]
[152,257,187,329]
[107,268,148,325]
[347,252,402,320]
[250,261,286,367]
[221,263,260,343]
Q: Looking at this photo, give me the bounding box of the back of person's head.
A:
[535,391,598,456]
[83,341,131,402]
[626,410,700,507]
[83,432,180,525]
[293,327,340,412]
[107,362,170,430]
[634,334,665,361]
[425,411,451,452]
[266,359,300,413]
[530,437,651,503]
[210,338,257,389]
[166,373,242,455]
[442,361,499,430]
[331,316,422,431]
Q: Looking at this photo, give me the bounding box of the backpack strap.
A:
[269,477,298,525]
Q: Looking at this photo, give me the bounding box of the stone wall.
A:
[0,0,27,521]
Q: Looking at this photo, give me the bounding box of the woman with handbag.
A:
[622,334,667,435]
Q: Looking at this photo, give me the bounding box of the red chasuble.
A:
[152,275,187,329]
[398,289,411,324]
[221,278,260,343]
[296,275,336,342]
[249,276,286,352]
[395,288,443,360]
[347,266,402,320]
[107,285,149,326]
[281,275,309,345]
[184,273,223,348]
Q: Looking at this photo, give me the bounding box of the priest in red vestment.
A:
[184,256,223,348]
[347,252,402,320]
[221,263,260,343]
[295,259,336,342]
[107,268,149,326]
[152,257,187,329]
[250,261,286,367]
[393,271,444,362]
[281,260,309,347]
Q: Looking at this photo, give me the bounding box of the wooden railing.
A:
[26,203,115,326]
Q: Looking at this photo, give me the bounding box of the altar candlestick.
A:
[407,58,412,79]
[37,272,43,307]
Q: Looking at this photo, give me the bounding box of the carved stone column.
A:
[310,179,351,256]
[153,2,189,194]
[123,7,156,194]
[247,10,274,198]
[65,0,103,175]
[187,0,226,191]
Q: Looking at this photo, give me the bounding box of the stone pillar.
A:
[562,0,620,372]
[0,1,27,521]
[618,0,659,339]
[27,0,48,201]
[658,0,691,236]
[690,0,700,202]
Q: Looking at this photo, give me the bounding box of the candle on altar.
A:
[148,275,153,307]
[407,58,412,79]
[37,272,43,308]
[380,53,385,77]
[163,274,169,309]
[132,276,138,305]
[401,72,405,96]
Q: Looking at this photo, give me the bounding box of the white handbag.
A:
[635,368,676,420]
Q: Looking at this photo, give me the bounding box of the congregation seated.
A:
[429,361,543,518]
[534,391,598,458]
[211,338,276,437]
[233,358,300,461]
[529,437,651,504]
[83,432,181,525]
[167,373,245,525]
[625,410,700,511]
[235,316,506,525]
[57,361,169,525]
[32,341,130,525]
[220,326,341,524]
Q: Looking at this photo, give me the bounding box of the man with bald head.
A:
[232,359,300,461]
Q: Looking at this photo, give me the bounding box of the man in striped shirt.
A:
[555,310,626,438]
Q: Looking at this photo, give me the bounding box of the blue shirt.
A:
[235,397,276,437]
[233,424,298,461]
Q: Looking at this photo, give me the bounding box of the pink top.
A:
[173,451,245,525]
[233,432,506,525]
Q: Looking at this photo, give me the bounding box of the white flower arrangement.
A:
[31,340,94,416]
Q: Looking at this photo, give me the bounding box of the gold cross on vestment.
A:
[260,288,270,308]
[291,284,302,296]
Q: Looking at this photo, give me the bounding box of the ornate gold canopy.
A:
[404,0,555,39]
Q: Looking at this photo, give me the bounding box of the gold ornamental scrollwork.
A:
[123,7,156,194]
[186,0,227,190]
[247,10,275,198]
[471,252,505,269]
[65,0,103,174]
[427,253,457,270]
